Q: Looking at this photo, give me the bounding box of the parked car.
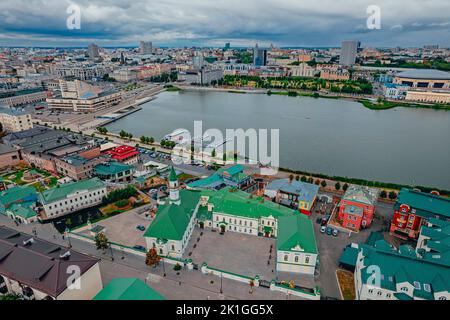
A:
[326,227,333,236]
[320,226,327,233]
[133,245,147,252]
[136,225,146,232]
[332,229,339,237]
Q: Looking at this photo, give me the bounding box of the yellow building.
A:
[405,90,450,104]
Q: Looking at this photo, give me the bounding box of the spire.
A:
[169,167,178,182]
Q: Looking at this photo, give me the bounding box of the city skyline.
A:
[0,0,449,48]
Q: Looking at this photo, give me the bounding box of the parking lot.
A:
[310,195,393,299]
[74,207,153,248]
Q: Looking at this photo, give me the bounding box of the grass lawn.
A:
[336,269,356,300]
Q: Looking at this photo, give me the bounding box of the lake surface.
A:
[107,90,450,189]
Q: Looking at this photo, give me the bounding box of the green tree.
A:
[321,180,327,188]
[380,190,387,198]
[119,130,128,138]
[343,183,349,192]
[388,191,397,200]
[211,149,216,158]
[335,182,341,191]
[301,176,307,182]
[95,233,109,251]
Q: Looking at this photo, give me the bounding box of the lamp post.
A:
[109,244,115,261]
[220,273,223,294]
[65,227,72,248]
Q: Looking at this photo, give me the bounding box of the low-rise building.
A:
[290,63,315,78]
[354,240,449,300]
[383,83,409,100]
[0,89,47,107]
[320,69,350,81]
[39,178,107,221]
[144,168,319,275]
[276,214,318,275]
[187,164,254,191]
[416,218,450,259]
[94,161,135,183]
[264,179,319,215]
[93,278,165,300]
[390,188,450,240]
[54,154,107,181]
[0,185,38,224]
[0,226,102,300]
[0,144,21,169]
[46,80,121,113]
[106,145,139,165]
[337,185,379,231]
[0,107,33,132]
[405,90,450,104]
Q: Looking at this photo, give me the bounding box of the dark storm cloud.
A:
[0,0,449,47]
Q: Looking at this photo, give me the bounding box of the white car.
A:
[320,226,327,233]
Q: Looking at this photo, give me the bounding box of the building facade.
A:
[0,108,33,132]
[338,185,379,231]
[39,178,107,221]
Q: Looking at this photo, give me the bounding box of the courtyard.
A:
[184,227,278,281]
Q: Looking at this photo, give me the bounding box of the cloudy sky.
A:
[0,0,449,48]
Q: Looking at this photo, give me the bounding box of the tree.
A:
[140,136,147,144]
[388,191,397,200]
[149,137,155,144]
[145,247,161,267]
[211,149,216,158]
[0,121,3,133]
[119,130,128,138]
[315,179,321,185]
[295,175,300,181]
[321,180,327,188]
[223,153,227,162]
[380,190,387,198]
[289,174,294,182]
[95,233,109,251]
[301,176,307,182]
[343,183,349,192]
[335,182,341,191]
[65,218,72,229]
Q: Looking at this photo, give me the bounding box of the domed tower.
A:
[168,167,180,204]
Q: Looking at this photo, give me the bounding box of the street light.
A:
[109,244,115,261]
[220,273,223,294]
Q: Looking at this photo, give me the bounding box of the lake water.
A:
[107,90,450,189]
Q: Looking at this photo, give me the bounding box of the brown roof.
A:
[0,226,99,298]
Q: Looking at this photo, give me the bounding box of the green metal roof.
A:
[94,162,134,176]
[202,187,295,220]
[0,185,37,209]
[339,245,360,268]
[40,178,105,204]
[8,202,37,219]
[395,188,450,219]
[359,243,450,297]
[169,166,178,182]
[93,278,165,300]
[277,214,318,254]
[144,190,201,240]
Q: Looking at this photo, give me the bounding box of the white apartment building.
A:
[39,178,107,220]
[290,63,316,78]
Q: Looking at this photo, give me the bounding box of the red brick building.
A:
[337,185,379,231]
[390,188,450,240]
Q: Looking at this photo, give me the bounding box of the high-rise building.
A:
[253,44,267,67]
[192,52,204,69]
[224,42,231,51]
[339,40,360,66]
[87,43,100,59]
[139,41,153,55]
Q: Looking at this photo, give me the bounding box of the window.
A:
[401,287,408,292]
[386,293,391,298]
[368,289,373,294]
[413,281,421,290]
[305,257,310,264]
[284,255,288,262]
[377,291,382,296]
[423,284,431,293]
[294,256,299,263]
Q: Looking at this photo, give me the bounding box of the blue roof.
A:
[265,179,319,203]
